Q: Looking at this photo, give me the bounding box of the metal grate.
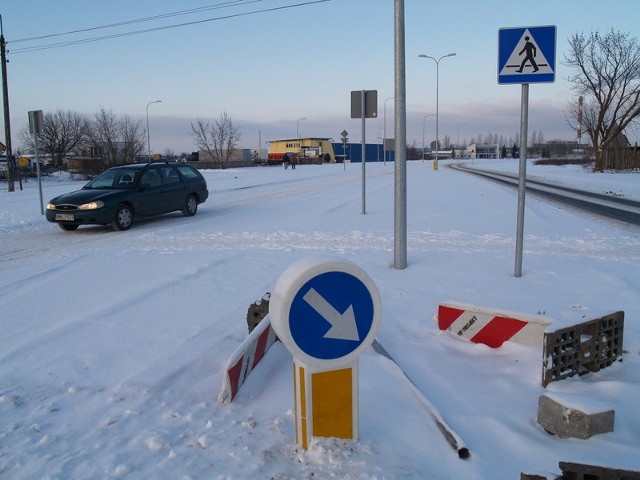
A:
[541,312,624,387]
[559,461,640,480]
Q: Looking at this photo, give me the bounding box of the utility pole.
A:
[1,15,15,192]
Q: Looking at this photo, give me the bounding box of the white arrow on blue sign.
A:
[302,287,359,341]
[270,258,382,368]
[498,25,556,85]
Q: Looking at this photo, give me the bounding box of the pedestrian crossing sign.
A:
[498,25,556,84]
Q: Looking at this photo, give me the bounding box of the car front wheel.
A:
[182,194,198,216]
[112,204,134,231]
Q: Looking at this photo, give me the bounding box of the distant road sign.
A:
[350,90,378,119]
[28,110,44,135]
[270,258,382,368]
[498,25,556,84]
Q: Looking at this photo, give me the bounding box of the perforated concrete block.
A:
[537,393,614,439]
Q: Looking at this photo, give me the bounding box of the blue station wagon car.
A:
[46,162,209,231]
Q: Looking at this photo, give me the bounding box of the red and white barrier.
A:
[218,316,278,404]
[435,302,552,348]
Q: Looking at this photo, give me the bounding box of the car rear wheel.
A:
[112,204,133,231]
[182,194,198,216]
[59,223,79,231]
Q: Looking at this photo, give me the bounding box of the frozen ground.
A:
[0,159,639,479]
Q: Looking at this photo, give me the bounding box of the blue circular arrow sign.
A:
[270,258,382,368]
[290,271,374,360]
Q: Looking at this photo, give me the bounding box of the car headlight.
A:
[46,203,56,210]
[78,200,104,210]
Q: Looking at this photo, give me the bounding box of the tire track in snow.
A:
[0,255,236,369]
[128,229,640,261]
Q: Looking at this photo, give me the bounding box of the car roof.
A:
[110,162,187,170]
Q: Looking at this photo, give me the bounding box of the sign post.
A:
[340,129,348,170]
[498,26,556,277]
[351,90,378,214]
[28,110,44,215]
[270,257,382,449]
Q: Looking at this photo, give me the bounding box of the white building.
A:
[467,143,500,159]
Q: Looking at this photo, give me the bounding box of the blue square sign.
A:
[498,26,556,84]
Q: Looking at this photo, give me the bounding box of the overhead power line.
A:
[8,0,331,54]
[11,0,257,44]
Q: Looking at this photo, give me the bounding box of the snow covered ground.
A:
[1,159,639,479]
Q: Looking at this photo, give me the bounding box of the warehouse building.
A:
[267,138,336,165]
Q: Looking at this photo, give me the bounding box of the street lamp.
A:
[418,52,456,170]
[146,99,161,161]
[296,117,307,140]
[383,96,393,165]
[422,113,436,161]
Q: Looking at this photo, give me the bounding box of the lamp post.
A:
[296,117,307,140]
[457,123,467,157]
[146,100,161,161]
[422,113,436,161]
[418,52,456,170]
[383,97,393,165]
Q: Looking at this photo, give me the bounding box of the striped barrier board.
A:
[435,302,552,348]
[218,315,278,404]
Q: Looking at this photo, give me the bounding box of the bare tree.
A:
[190,112,241,168]
[88,108,145,166]
[537,131,544,157]
[19,109,89,167]
[120,113,146,163]
[565,29,640,171]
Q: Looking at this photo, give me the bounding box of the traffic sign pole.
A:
[340,129,348,170]
[29,110,44,215]
[514,84,529,278]
[498,25,556,277]
[350,90,378,215]
[271,257,381,449]
[361,90,366,214]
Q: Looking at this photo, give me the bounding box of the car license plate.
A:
[55,213,74,221]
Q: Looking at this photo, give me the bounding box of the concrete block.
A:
[521,473,559,480]
[537,393,614,439]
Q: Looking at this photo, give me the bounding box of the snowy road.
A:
[452,162,640,225]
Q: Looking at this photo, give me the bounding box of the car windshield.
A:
[84,168,142,189]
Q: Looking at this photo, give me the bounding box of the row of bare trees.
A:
[565,29,640,171]
[19,108,146,168]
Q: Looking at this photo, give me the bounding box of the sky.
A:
[2,0,640,154]
[1,159,639,478]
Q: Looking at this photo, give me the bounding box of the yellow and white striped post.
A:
[293,359,358,449]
